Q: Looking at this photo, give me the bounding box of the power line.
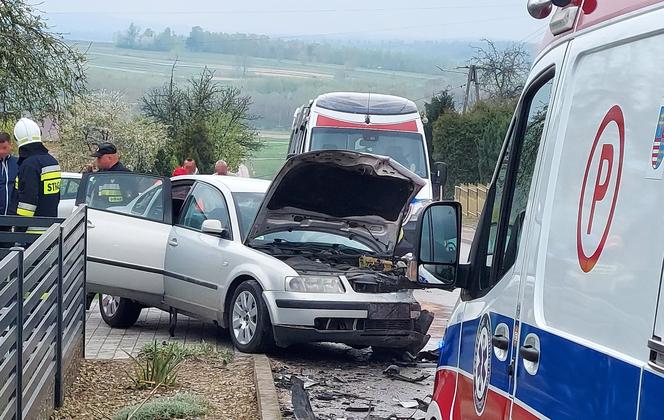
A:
[47,4,526,15]
[137,15,528,44]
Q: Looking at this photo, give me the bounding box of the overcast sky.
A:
[41,0,546,42]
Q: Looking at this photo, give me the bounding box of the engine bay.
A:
[253,241,416,293]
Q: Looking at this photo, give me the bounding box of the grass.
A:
[113,393,208,420]
[247,133,289,180]
[139,341,234,364]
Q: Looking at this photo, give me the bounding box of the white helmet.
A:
[13,118,42,148]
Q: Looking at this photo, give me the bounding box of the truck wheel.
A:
[228,280,274,353]
[99,294,142,328]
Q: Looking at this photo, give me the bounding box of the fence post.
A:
[12,247,24,419]
[82,207,87,358]
[55,225,64,407]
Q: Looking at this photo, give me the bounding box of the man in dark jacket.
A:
[0,132,18,216]
[0,132,19,247]
[13,118,60,234]
[92,142,129,172]
[89,143,136,208]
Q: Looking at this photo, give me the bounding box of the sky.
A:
[40,0,547,43]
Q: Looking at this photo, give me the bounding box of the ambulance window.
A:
[499,80,552,274]
[482,71,554,290]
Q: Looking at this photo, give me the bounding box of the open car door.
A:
[77,172,172,306]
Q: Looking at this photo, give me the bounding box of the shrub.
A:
[126,342,183,389]
[113,393,207,420]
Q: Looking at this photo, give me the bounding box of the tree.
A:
[472,39,530,101]
[143,67,262,174]
[116,23,141,48]
[423,90,456,156]
[431,100,515,196]
[0,0,86,122]
[58,91,169,173]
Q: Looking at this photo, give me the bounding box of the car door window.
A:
[60,178,81,200]
[480,70,554,292]
[79,173,167,222]
[179,183,232,236]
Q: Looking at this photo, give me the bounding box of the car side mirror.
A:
[415,201,461,289]
[201,219,231,240]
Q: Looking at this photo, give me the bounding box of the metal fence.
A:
[454,183,489,217]
[0,205,87,420]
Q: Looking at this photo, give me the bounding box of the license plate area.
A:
[368,303,409,319]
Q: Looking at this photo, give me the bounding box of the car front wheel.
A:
[99,294,142,328]
[229,280,273,353]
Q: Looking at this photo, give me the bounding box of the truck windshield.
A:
[310,127,428,177]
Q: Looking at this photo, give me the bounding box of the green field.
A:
[246,132,289,180]
[79,42,454,129]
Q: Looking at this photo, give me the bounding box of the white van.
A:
[414,1,664,418]
[289,92,447,254]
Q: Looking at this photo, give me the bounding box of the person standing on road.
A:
[213,159,229,175]
[13,118,60,234]
[0,132,19,216]
[89,142,136,208]
[0,132,19,247]
[173,158,197,176]
[92,142,129,172]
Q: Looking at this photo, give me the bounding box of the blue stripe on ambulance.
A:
[438,313,654,419]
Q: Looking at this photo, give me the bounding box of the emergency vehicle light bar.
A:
[527,0,573,19]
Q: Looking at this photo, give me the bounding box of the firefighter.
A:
[13,118,60,233]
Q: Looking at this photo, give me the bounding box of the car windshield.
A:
[253,230,372,252]
[232,192,265,240]
[310,127,428,177]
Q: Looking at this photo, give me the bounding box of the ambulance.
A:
[289,92,447,254]
[412,0,664,418]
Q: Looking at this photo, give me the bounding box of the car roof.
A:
[62,172,82,179]
[314,92,418,115]
[173,175,270,193]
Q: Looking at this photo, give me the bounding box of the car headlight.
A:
[404,199,433,224]
[285,275,346,293]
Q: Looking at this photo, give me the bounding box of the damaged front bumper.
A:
[268,297,434,351]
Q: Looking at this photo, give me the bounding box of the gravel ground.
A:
[52,353,258,419]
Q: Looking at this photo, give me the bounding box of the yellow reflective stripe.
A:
[26,229,44,234]
[40,171,61,181]
[17,208,35,217]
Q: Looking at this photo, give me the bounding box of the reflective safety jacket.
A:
[16,144,61,232]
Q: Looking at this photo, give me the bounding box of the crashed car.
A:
[80,150,434,353]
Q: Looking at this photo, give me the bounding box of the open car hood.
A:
[245,150,425,255]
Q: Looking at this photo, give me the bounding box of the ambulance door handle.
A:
[87,220,95,229]
[492,334,509,351]
[519,345,540,363]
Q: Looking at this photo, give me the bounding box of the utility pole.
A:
[462,65,481,113]
[436,64,482,113]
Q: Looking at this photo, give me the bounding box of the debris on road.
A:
[346,402,375,412]
[383,364,430,384]
[292,376,317,420]
[271,344,437,419]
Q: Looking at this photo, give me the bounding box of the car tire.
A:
[99,294,142,328]
[228,280,274,353]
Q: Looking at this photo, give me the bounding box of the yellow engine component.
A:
[359,256,394,272]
